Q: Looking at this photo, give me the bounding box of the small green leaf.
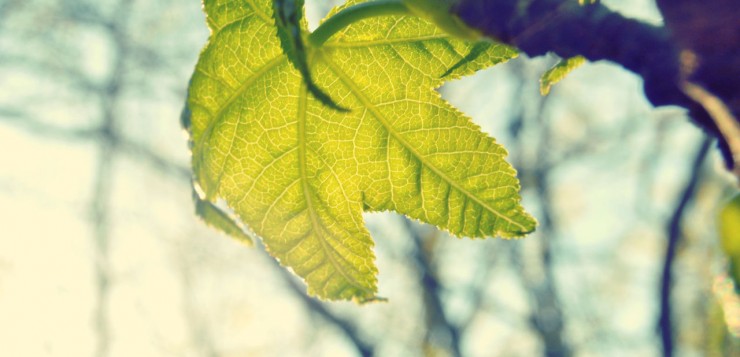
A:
[441,41,505,78]
[188,0,535,301]
[539,55,585,95]
[195,194,253,245]
[719,194,740,288]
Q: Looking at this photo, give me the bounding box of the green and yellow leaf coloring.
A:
[187,0,535,301]
[540,55,585,95]
[719,194,740,288]
[195,196,253,245]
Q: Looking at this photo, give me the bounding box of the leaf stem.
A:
[308,0,411,47]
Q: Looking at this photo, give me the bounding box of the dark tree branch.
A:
[655,0,740,118]
[454,0,738,174]
[658,138,711,357]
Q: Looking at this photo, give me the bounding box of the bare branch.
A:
[658,137,711,357]
[404,219,463,357]
[454,0,734,171]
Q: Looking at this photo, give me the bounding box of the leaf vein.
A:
[297,84,373,295]
[323,34,451,48]
[321,54,528,231]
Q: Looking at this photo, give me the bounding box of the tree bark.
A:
[454,0,739,176]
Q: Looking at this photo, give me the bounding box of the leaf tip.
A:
[194,193,254,246]
[539,83,552,96]
[539,55,586,96]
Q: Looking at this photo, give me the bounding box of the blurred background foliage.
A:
[0,0,738,356]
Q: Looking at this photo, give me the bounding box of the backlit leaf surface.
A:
[195,196,253,245]
[187,0,536,301]
[720,194,740,288]
[540,55,585,95]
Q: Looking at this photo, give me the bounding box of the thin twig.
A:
[510,77,570,357]
[90,2,132,356]
[91,137,114,357]
[658,137,711,357]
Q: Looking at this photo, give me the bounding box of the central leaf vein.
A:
[320,53,527,231]
[296,84,372,294]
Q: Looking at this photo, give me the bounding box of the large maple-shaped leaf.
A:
[187,0,536,301]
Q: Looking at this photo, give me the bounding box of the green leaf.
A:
[441,41,495,78]
[719,194,740,288]
[539,55,585,95]
[195,194,253,245]
[188,0,535,301]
